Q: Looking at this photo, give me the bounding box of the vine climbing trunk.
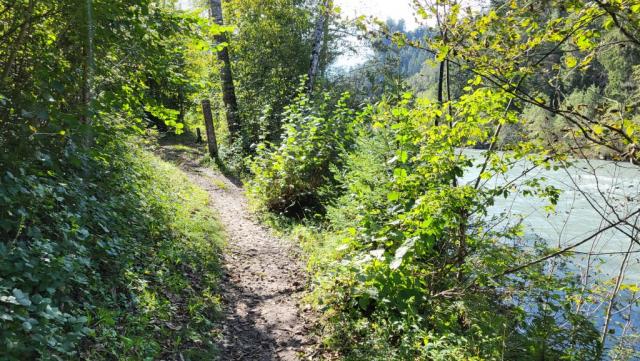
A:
[209,0,241,143]
[307,0,330,95]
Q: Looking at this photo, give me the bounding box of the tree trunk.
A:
[319,7,330,79]
[435,59,445,126]
[201,99,219,159]
[209,0,241,142]
[307,0,330,95]
[599,232,636,356]
[81,0,95,126]
[1,0,34,84]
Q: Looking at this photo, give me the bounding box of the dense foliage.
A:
[224,0,314,145]
[201,0,341,150]
[247,0,640,359]
[248,86,356,217]
[3,0,640,359]
[1,0,225,359]
[309,93,600,360]
[1,139,224,359]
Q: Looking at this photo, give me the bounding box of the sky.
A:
[178,0,418,28]
[335,0,419,30]
[176,0,421,67]
[177,0,193,10]
[332,0,421,68]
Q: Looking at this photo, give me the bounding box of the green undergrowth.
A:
[248,95,605,359]
[0,138,224,360]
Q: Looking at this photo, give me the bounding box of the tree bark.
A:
[81,0,95,126]
[435,59,445,126]
[209,0,241,142]
[599,227,637,356]
[1,0,34,84]
[307,0,330,95]
[201,99,219,159]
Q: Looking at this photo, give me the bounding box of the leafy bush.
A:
[307,92,601,360]
[325,119,398,233]
[0,137,224,360]
[247,89,356,217]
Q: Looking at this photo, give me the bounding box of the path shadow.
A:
[154,137,310,360]
[217,271,306,361]
[156,135,244,189]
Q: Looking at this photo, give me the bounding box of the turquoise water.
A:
[461,149,640,283]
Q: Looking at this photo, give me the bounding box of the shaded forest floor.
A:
[156,139,319,360]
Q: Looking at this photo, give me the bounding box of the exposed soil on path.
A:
[157,144,318,360]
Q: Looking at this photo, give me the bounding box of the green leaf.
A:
[0,295,19,305]
[565,55,578,68]
[592,124,604,135]
[12,289,31,307]
[603,17,614,30]
[399,150,408,163]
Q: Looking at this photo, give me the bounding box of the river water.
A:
[460,149,640,283]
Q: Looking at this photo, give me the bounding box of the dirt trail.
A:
[159,146,316,360]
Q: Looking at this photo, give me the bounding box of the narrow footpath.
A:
[159,145,317,360]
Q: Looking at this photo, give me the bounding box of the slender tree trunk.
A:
[81,0,95,126]
[307,0,330,95]
[435,59,445,126]
[1,0,34,84]
[434,1,450,127]
[319,9,330,79]
[201,99,219,159]
[599,232,636,354]
[209,0,241,142]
